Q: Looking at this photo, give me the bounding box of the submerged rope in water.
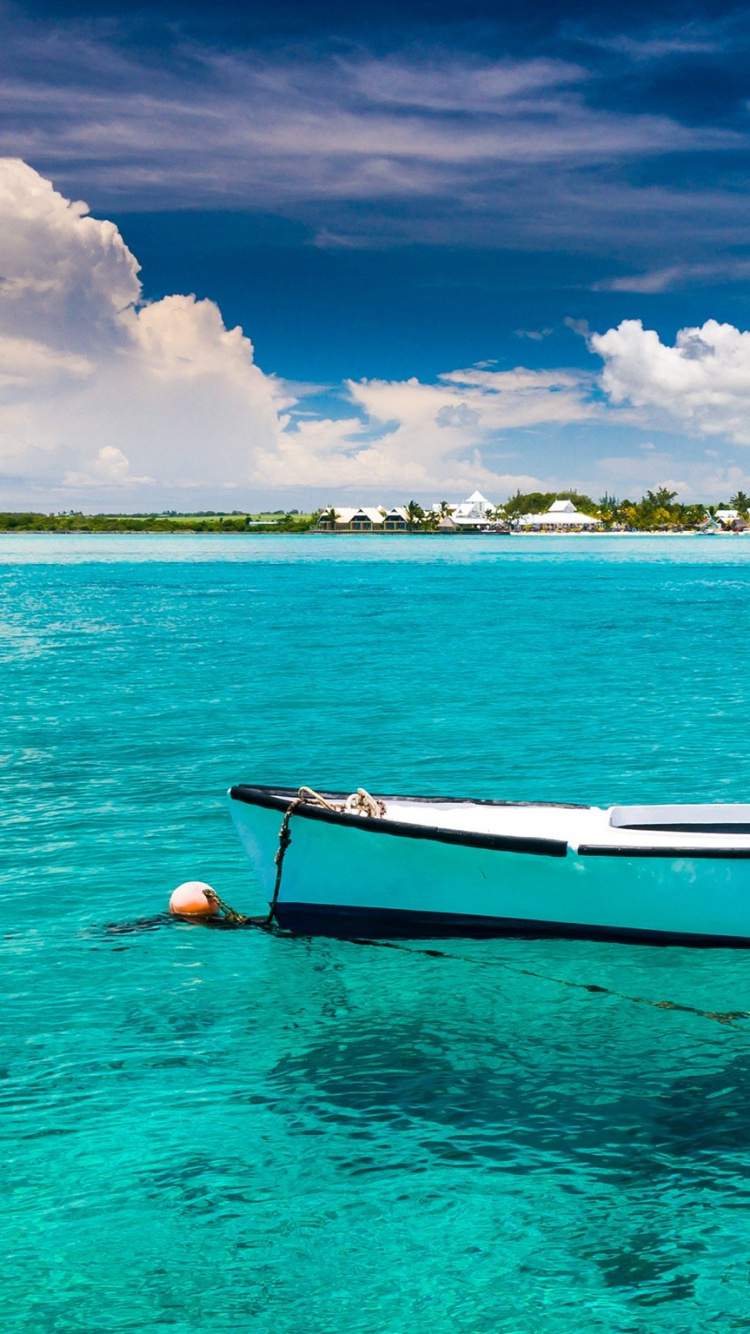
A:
[99,912,750,1028]
[261,788,750,1029]
[114,783,749,1028]
[341,936,750,1030]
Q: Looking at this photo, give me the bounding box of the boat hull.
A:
[228,788,750,945]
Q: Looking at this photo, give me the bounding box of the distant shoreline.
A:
[1,526,747,538]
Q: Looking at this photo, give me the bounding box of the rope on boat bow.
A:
[268,786,386,925]
[165,779,750,1029]
[297,786,387,819]
[203,786,386,929]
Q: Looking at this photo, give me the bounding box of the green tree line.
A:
[1,490,748,533]
[505,488,750,530]
[0,512,318,533]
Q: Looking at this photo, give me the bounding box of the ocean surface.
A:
[4,532,750,1333]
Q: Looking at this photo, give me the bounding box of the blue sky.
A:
[2,0,750,506]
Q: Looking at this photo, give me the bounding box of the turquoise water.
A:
[4,533,750,1332]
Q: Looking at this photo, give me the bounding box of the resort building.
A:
[715,509,741,528]
[317,507,385,531]
[450,491,496,528]
[516,499,602,531]
[316,492,502,532]
[699,510,748,533]
[709,511,748,533]
[383,507,408,530]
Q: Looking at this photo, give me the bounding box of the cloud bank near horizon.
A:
[3,159,750,507]
[0,159,289,502]
[0,158,590,504]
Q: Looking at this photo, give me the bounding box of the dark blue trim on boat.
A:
[230,784,586,810]
[229,784,568,857]
[615,823,750,834]
[578,844,750,859]
[274,901,750,947]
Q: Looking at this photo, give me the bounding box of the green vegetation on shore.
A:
[0,510,317,533]
[1,487,749,533]
[504,487,750,530]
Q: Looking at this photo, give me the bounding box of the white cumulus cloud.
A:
[591,318,750,445]
[0,158,607,506]
[0,157,288,505]
[255,366,595,494]
[63,445,154,488]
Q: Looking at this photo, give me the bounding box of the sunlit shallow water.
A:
[3,534,750,1333]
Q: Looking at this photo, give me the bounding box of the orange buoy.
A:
[169,880,218,918]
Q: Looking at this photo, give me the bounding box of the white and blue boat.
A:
[228,784,750,945]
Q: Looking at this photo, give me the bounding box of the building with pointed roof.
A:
[516,499,602,530]
[317,507,385,531]
[450,491,496,527]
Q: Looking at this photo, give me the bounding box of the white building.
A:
[450,491,496,528]
[318,507,385,531]
[516,499,602,530]
[382,507,408,530]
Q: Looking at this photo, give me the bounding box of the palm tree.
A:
[431,501,452,530]
[731,491,750,517]
[405,500,424,530]
[320,505,338,530]
[645,487,678,510]
[598,493,623,527]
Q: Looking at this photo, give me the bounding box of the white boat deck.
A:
[382,799,750,853]
[233,786,750,941]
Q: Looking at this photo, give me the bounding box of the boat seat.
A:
[610,804,750,833]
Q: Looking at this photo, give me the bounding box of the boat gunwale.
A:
[230,785,750,860]
[228,784,570,858]
[578,843,750,860]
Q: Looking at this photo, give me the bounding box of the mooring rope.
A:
[105,908,750,1029]
[201,887,252,925]
[198,786,387,929]
[267,786,385,925]
[297,786,386,819]
[343,936,750,1029]
[162,784,750,1029]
